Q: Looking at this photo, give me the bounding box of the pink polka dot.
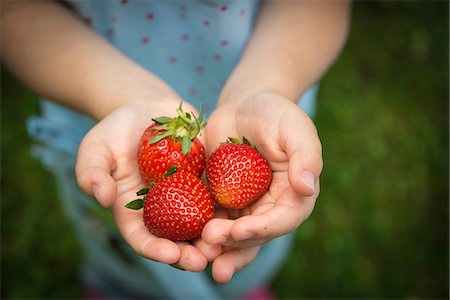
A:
[196,66,205,74]
[213,54,222,61]
[83,17,92,26]
[203,19,210,26]
[141,36,150,44]
[240,9,246,16]
[220,39,229,46]
[188,87,198,96]
[181,33,190,41]
[120,0,128,4]
[107,28,114,37]
[169,56,178,64]
[181,5,187,11]
[146,12,155,21]
[220,5,228,12]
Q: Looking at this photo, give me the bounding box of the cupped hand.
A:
[202,92,323,283]
[75,98,221,272]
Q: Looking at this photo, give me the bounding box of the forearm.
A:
[219,0,351,105]
[1,1,178,120]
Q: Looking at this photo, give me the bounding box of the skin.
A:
[1,0,350,284]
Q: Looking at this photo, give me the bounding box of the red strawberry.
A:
[138,103,206,185]
[126,167,214,241]
[206,137,272,209]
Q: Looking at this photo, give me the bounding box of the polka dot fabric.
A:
[69,0,260,116]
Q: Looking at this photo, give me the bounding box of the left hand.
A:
[76,98,221,272]
[202,92,323,283]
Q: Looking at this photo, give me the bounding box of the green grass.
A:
[1,2,448,299]
[272,2,449,299]
[1,71,82,298]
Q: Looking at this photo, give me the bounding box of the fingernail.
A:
[92,185,99,199]
[237,231,256,241]
[170,264,187,271]
[301,171,316,192]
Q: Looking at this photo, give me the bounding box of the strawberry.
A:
[138,103,206,185]
[126,166,214,241]
[206,137,272,209]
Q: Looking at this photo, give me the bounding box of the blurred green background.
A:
[1,1,448,299]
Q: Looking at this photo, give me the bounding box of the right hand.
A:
[75,98,221,271]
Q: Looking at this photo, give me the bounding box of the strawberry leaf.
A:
[150,102,207,146]
[153,124,171,131]
[136,187,149,196]
[228,137,241,144]
[177,103,192,124]
[182,136,191,154]
[242,136,251,146]
[125,199,144,210]
[164,165,178,178]
[152,116,174,124]
[149,129,175,144]
[201,119,207,130]
[191,114,201,138]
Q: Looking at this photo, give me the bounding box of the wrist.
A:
[218,73,308,108]
[218,82,298,109]
[84,76,181,121]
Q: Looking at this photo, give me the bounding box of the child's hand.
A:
[75,99,221,271]
[202,92,323,283]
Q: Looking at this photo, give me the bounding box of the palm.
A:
[199,93,322,283]
[76,101,219,271]
[203,93,322,247]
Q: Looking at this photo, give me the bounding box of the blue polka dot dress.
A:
[72,0,260,114]
[26,1,318,298]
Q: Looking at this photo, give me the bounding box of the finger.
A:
[211,237,270,249]
[231,181,319,242]
[76,139,117,207]
[211,246,261,284]
[113,207,181,264]
[202,217,270,248]
[281,108,323,196]
[201,206,249,245]
[202,218,234,245]
[171,242,208,272]
[192,238,223,261]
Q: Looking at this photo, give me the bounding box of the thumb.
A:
[76,138,117,208]
[282,109,323,196]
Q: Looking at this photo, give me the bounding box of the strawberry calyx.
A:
[125,166,179,210]
[150,103,206,155]
[227,136,252,146]
[124,186,150,210]
[225,136,258,151]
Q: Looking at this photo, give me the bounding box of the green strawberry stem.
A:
[150,103,206,155]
